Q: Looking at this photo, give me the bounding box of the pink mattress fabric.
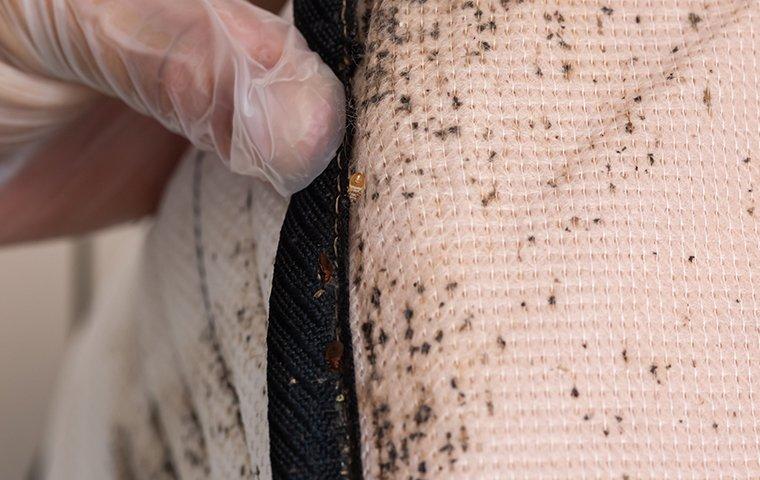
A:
[348,0,760,478]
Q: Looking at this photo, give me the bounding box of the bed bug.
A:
[348,172,366,201]
[318,251,333,284]
[325,339,344,371]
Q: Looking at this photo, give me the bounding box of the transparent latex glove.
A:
[0,0,345,196]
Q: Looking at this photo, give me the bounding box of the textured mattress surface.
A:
[348,0,760,477]
[43,151,285,479]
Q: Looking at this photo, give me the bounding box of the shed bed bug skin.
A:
[348,172,366,201]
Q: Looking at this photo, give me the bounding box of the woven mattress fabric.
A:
[42,151,286,479]
[348,0,760,478]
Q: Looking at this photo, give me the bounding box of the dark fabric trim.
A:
[266,0,362,478]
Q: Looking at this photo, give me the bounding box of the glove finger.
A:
[0,0,344,195]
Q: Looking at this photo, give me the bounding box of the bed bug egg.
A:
[348,172,366,201]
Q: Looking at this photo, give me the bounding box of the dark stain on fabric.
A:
[688,12,702,30]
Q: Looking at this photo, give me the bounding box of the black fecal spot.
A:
[648,153,655,165]
[435,330,444,342]
[713,422,719,429]
[479,41,492,51]
[500,0,523,11]
[688,12,702,30]
[688,255,695,263]
[481,189,497,207]
[430,21,440,39]
[362,91,391,108]
[625,121,634,134]
[571,386,580,398]
[583,414,591,421]
[743,157,751,164]
[433,126,460,139]
[404,308,414,320]
[703,87,712,111]
[601,6,613,15]
[497,336,506,349]
[402,191,415,199]
[397,95,412,113]
[615,415,623,423]
[622,349,629,363]
[562,62,573,79]
[633,95,642,103]
[446,282,459,291]
[635,15,641,23]
[649,364,662,384]
[371,287,381,308]
[603,429,610,436]
[452,96,463,109]
[548,295,556,306]
[360,322,377,366]
[438,432,455,455]
[415,405,432,424]
[478,21,497,32]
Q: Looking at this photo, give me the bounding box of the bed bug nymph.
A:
[325,339,344,371]
[348,172,366,201]
[318,251,333,284]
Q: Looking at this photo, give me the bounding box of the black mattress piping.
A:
[266,0,363,477]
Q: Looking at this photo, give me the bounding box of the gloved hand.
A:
[0,0,345,243]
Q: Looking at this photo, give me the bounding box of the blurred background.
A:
[0,224,145,480]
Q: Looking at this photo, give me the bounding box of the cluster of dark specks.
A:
[349,0,758,476]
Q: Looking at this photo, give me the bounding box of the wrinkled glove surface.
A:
[0,0,345,195]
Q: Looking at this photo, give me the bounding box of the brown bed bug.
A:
[348,172,366,201]
[325,339,344,371]
[318,251,333,284]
